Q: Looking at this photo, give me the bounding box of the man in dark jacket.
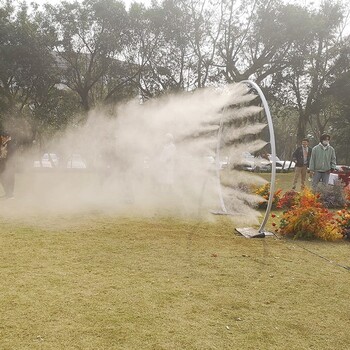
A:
[0,132,16,198]
[291,138,312,190]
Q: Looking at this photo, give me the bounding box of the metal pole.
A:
[215,112,227,213]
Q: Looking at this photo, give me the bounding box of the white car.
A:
[33,153,59,168]
[205,155,229,169]
[240,152,295,172]
[268,155,295,172]
[66,154,87,169]
[241,152,270,172]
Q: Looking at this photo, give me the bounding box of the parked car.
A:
[241,152,257,171]
[34,153,87,169]
[241,152,284,172]
[240,152,295,173]
[205,155,229,169]
[267,154,295,172]
[66,154,87,169]
[240,152,269,172]
[33,153,59,168]
[257,154,295,172]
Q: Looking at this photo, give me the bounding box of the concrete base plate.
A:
[210,210,238,216]
[235,227,275,238]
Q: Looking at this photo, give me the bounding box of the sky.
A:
[26,0,326,9]
[28,0,153,9]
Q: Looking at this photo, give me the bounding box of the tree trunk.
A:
[296,113,308,143]
[80,90,90,111]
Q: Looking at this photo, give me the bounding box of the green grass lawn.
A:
[1,171,349,349]
[259,171,297,192]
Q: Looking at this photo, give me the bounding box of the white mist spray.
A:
[4,84,268,224]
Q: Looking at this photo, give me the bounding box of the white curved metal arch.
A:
[215,80,276,234]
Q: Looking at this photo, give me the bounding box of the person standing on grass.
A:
[291,138,312,190]
[309,134,336,191]
[0,132,16,199]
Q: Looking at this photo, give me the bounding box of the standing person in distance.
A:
[308,134,336,191]
[291,138,312,190]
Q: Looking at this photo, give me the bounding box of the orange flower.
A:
[276,188,343,241]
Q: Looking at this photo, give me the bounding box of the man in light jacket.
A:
[309,134,336,191]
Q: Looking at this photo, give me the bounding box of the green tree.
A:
[269,1,348,142]
[217,0,309,83]
[43,0,132,111]
[126,0,201,99]
[0,1,63,142]
[326,65,350,164]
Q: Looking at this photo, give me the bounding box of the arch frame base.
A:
[235,227,275,239]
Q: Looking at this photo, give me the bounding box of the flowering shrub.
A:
[255,183,282,210]
[274,189,343,241]
[277,190,299,209]
[345,186,350,204]
[335,207,350,238]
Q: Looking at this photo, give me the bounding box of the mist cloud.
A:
[3,83,268,226]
